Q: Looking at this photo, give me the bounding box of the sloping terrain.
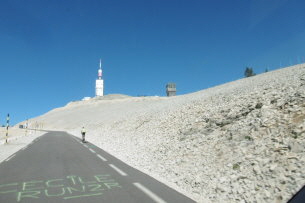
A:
[26,64,305,202]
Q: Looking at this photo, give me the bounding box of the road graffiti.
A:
[0,174,122,202]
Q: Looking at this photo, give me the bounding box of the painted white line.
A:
[109,164,128,176]
[5,154,16,162]
[97,154,107,161]
[84,145,88,148]
[133,182,167,203]
[89,148,96,153]
[72,136,80,142]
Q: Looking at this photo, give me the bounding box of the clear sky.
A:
[1,0,305,125]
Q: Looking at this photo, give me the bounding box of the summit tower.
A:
[95,59,104,96]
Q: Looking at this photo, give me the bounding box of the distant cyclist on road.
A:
[81,127,86,143]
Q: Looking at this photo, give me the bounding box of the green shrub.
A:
[233,163,240,170]
[244,67,256,77]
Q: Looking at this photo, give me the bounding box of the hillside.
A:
[26,64,305,202]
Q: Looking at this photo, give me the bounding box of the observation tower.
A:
[95,59,104,97]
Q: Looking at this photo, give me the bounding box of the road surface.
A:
[0,131,195,203]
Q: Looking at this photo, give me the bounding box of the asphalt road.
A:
[0,131,195,203]
[288,185,305,203]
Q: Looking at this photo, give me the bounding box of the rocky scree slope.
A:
[29,64,305,202]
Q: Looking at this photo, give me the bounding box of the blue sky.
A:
[1,0,305,125]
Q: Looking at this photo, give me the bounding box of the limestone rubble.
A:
[28,64,305,202]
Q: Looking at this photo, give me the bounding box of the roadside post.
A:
[5,113,10,143]
[35,122,37,134]
[25,119,28,136]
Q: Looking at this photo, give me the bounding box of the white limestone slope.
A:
[26,64,305,202]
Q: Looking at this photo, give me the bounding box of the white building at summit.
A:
[95,59,104,97]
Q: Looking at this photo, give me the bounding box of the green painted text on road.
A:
[0,174,122,202]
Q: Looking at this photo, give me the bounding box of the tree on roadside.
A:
[244,67,256,77]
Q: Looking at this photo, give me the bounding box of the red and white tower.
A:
[95,59,104,96]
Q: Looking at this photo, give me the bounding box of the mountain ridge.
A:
[25,64,305,202]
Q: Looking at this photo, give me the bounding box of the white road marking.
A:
[5,154,16,162]
[72,136,80,143]
[109,164,128,176]
[84,145,88,148]
[133,182,167,203]
[97,154,107,161]
[89,148,96,153]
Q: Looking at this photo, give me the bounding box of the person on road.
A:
[81,127,86,143]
